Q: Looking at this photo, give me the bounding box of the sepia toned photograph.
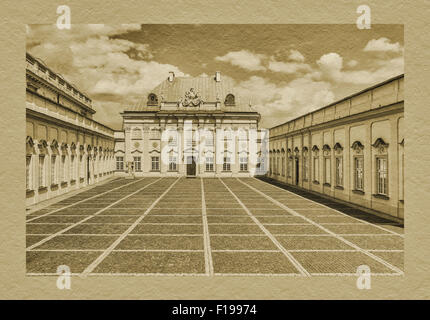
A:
[24,24,404,278]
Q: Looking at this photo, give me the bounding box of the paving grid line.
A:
[26,178,163,250]
[27,232,402,237]
[28,248,402,253]
[201,178,214,276]
[218,178,310,277]
[25,177,123,215]
[81,177,181,276]
[26,178,145,222]
[29,249,204,252]
[253,178,404,237]
[239,179,404,275]
[26,273,209,277]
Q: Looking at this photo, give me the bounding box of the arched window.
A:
[224,94,235,106]
[147,93,158,106]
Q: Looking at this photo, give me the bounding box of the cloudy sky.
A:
[26,24,404,130]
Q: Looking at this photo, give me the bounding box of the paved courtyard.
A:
[26,177,404,276]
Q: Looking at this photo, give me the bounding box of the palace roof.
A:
[126,72,257,113]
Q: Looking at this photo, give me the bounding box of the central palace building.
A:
[114,71,265,178]
[25,52,404,222]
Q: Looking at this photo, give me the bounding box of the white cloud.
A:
[363,37,402,52]
[235,76,334,128]
[316,52,403,85]
[27,25,186,129]
[288,49,305,62]
[268,59,312,74]
[347,60,358,68]
[215,50,266,71]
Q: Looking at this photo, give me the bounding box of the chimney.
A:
[168,71,175,82]
[215,71,221,82]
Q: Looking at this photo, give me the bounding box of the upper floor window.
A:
[147,93,158,106]
[224,94,235,106]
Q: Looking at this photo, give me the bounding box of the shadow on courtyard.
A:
[258,176,404,228]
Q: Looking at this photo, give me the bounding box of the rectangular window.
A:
[324,157,331,185]
[60,155,66,182]
[133,156,141,171]
[26,156,32,190]
[51,155,56,185]
[376,157,388,195]
[223,157,231,171]
[303,156,308,181]
[80,155,85,178]
[313,157,319,182]
[335,157,343,187]
[205,156,214,172]
[205,133,213,146]
[281,157,285,176]
[38,155,45,188]
[354,156,364,191]
[169,156,177,171]
[116,156,124,170]
[287,158,292,177]
[240,156,248,172]
[151,156,160,171]
[70,155,75,180]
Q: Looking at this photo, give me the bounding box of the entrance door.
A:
[186,156,196,176]
[295,158,299,185]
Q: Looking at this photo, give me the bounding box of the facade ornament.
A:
[182,88,204,107]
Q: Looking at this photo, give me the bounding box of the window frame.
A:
[116,156,124,171]
[151,156,160,171]
[353,156,364,192]
[335,156,343,188]
[205,156,214,172]
[375,155,388,197]
[133,156,142,171]
[223,156,231,172]
[239,156,248,172]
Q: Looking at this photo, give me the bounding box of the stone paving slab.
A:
[26,177,404,276]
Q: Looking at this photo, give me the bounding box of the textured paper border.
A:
[0,0,429,299]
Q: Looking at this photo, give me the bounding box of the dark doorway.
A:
[186,156,196,177]
[87,156,90,184]
[295,158,299,185]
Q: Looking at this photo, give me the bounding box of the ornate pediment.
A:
[180,88,204,107]
[351,141,364,153]
[333,142,343,154]
[372,138,389,154]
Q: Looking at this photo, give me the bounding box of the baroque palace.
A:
[114,71,264,178]
[268,74,404,220]
[25,52,404,222]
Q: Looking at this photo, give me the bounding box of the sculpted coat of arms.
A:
[180,88,203,107]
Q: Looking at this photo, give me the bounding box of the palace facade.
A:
[268,75,404,220]
[26,53,116,206]
[115,72,265,177]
